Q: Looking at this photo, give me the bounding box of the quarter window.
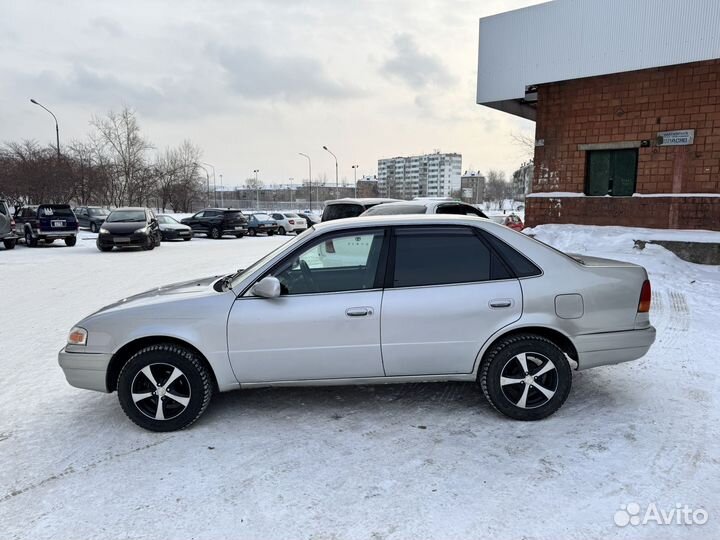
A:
[586,149,637,196]
[392,227,509,287]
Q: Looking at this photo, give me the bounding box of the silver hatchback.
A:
[59,215,655,431]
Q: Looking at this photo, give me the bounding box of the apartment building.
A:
[377,152,462,198]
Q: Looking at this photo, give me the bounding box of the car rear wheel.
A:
[209,226,221,239]
[278,226,286,235]
[479,334,572,421]
[248,228,256,236]
[3,238,16,250]
[90,222,98,233]
[234,234,244,239]
[65,236,77,247]
[267,230,274,236]
[25,230,37,247]
[117,343,213,432]
[45,238,54,244]
[183,236,192,241]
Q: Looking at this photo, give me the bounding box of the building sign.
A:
[656,129,694,146]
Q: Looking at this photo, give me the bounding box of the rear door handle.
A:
[346,307,373,317]
[489,299,513,308]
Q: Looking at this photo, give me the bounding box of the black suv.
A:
[14,204,79,247]
[96,207,162,252]
[181,208,248,239]
[1,199,18,250]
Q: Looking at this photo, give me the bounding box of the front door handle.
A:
[489,299,513,308]
[346,307,373,317]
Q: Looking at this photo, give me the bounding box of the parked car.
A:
[504,213,524,231]
[0,199,18,250]
[361,199,488,218]
[75,206,110,232]
[14,204,78,247]
[297,212,319,227]
[59,214,656,431]
[156,214,192,241]
[321,198,402,221]
[96,207,162,252]
[181,208,247,239]
[247,213,278,236]
[270,212,307,235]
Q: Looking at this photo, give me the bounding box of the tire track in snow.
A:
[0,436,174,504]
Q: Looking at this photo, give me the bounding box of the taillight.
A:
[288,220,295,224]
[10,219,15,226]
[638,280,651,313]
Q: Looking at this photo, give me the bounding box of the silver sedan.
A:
[59,215,655,431]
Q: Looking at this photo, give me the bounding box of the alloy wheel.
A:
[499,352,558,409]
[130,363,192,420]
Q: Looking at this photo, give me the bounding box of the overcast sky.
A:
[1,0,543,188]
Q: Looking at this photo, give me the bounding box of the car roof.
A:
[324,198,403,206]
[313,213,494,233]
[200,208,242,212]
[368,200,472,210]
[111,207,147,211]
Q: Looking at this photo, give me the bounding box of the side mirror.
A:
[250,276,281,299]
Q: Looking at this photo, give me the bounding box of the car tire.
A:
[3,238,16,250]
[45,238,55,244]
[142,236,155,251]
[267,230,274,236]
[64,236,77,247]
[278,226,286,235]
[90,222,98,233]
[117,343,213,432]
[183,237,192,241]
[248,228,256,236]
[479,334,572,421]
[25,230,37,247]
[98,245,113,252]
[234,234,244,239]
[209,226,221,239]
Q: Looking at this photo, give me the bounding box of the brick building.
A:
[476,0,720,230]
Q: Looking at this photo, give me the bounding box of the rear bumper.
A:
[575,326,656,370]
[58,347,112,392]
[37,230,77,238]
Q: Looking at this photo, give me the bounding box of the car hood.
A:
[160,222,190,230]
[91,275,223,316]
[102,221,147,234]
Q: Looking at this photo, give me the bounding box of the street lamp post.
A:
[219,174,224,207]
[289,177,294,206]
[322,145,339,199]
[298,153,312,210]
[253,169,260,210]
[202,162,217,206]
[30,98,60,160]
[197,164,211,207]
[352,164,359,198]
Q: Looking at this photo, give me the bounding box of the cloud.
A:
[381,34,456,88]
[91,17,125,38]
[213,45,361,102]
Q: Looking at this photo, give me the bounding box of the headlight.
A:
[67,327,88,346]
[99,227,110,234]
[134,226,148,234]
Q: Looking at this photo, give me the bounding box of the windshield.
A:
[253,214,271,220]
[88,208,110,217]
[106,210,146,223]
[228,233,307,289]
[156,215,178,224]
[362,204,426,216]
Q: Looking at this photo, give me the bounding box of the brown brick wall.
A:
[529,59,720,230]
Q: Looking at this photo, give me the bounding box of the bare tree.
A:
[485,169,511,209]
[90,107,152,206]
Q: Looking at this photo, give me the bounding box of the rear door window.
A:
[480,231,542,278]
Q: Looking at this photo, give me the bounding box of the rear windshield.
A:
[0,202,8,216]
[106,210,146,223]
[284,212,299,218]
[39,205,74,217]
[88,208,110,216]
[322,203,365,221]
[156,215,178,224]
[363,204,427,216]
[223,211,245,219]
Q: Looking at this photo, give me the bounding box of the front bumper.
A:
[97,232,150,247]
[58,347,113,392]
[575,326,656,370]
[162,229,192,240]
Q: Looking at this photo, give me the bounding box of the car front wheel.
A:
[90,222,98,233]
[117,343,213,431]
[479,334,572,421]
[3,238,16,250]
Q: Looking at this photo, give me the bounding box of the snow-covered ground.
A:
[1,226,718,539]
